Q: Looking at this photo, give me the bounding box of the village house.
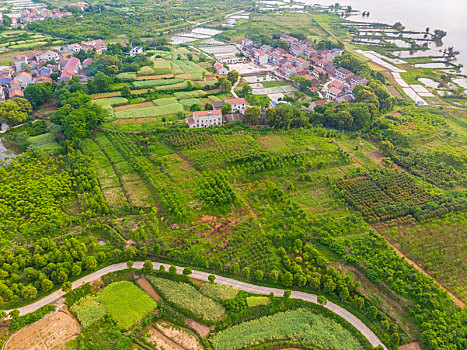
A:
[68,43,81,53]
[304,48,318,59]
[14,55,28,72]
[83,58,94,69]
[290,42,307,57]
[326,86,344,100]
[60,57,81,80]
[16,72,33,88]
[187,110,223,128]
[308,99,328,110]
[284,64,297,78]
[129,46,144,56]
[272,47,288,56]
[312,66,326,80]
[348,75,368,86]
[81,39,107,54]
[240,39,253,48]
[268,53,281,66]
[295,58,309,70]
[335,67,354,81]
[254,49,268,66]
[8,89,24,99]
[214,62,228,75]
[37,50,59,62]
[260,44,273,53]
[225,98,247,114]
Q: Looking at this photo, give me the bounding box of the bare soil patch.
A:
[400,342,421,350]
[185,319,213,338]
[6,311,80,350]
[144,327,182,350]
[114,102,156,112]
[156,320,202,350]
[137,278,160,301]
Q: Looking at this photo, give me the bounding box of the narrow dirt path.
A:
[384,239,465,308]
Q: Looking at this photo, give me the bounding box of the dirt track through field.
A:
[384,239,465,308]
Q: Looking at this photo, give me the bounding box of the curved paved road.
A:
[6,261,387,349]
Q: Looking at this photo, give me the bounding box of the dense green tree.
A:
[243,106,261,125]
[221,102,232,115]
[0,99,33,126]
[24,83,53,109]
[227,70,239,85]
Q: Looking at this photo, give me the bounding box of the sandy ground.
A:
[145,327,182,350]
[400,342,421,350]
[185,319,213,338]
[156,320,202,350]
[6,311,80,350]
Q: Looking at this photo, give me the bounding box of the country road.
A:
[6,261,387,349]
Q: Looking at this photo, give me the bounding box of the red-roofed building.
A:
[309,99,328,110]
[188,110,223,128]
[326,87,343,100]
[312,66,326,80]
[9,89,24,99]
[225,98,247,114]
[214,62,228,75]
[295,57,309,70]
[61,57,81,79]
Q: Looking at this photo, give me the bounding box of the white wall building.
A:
[187,110,223,128]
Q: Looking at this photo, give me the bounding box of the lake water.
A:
[298,0,467,74]
[0,138,19,162]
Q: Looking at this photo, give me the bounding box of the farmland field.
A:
[210,309,365,350]
[98,281,157,330]
[71,295,106,328]
[133,78,185,88]
[199,283,238,300]
[94,97,128,108]
[115,104,184,119]
[148,277,225,322]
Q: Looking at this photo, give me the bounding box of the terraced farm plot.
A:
[95,133,154,208]
[115,104,184,119]
[116,72,137,81]
[133,78,184,88]
[82,139,127,212]
[152,59,173,75]
[174,90,206,99]
[179,98,203,107]
[114,101,156,112]
[138,65,155,76]
[94,97,128,108]
[98,281,157,330]
[154,97,178,106]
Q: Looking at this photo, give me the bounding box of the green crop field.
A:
[27,133,61,154]
[71,295,107,328]
[133,78,184,88]
[246,296,270,307]
[116,72,137,81]
[148,277,225,322]
[98,281,157,330]
[154,97,178,106]
[199,283,238,301]
[138,66,155,76]
[114,103,184,119]
[210,309,365,350]
[174,90,206,99]
[94,97,128,108]
[179,98,203,107]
